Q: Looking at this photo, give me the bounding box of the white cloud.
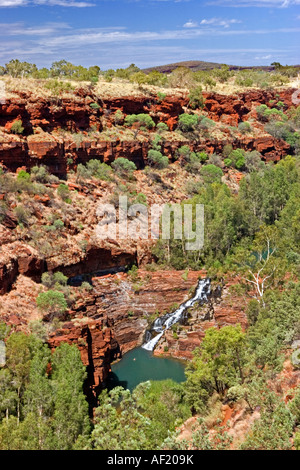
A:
[0,19,299,68]
[0,0,95,7]
[183,20,198,28]
[206,0,300,7]
[184,18,242,28]
[0,0,27,5]
[254,54,272,59]
[0,22,71,35]
[200,18,242,28]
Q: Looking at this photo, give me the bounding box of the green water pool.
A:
[108,347,186,391]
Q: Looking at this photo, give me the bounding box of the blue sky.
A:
[0,0,299,69]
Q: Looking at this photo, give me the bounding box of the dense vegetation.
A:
[0,60,300,449]
[1,153,299,449]
[0,329,90,450]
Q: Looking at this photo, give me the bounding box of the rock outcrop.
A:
[47,270,207,399]
[154,276,248,360]
[0,88,296,176]
[0,242,45,294]
[48,319,118,405]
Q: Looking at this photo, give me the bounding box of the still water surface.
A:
[108,347,186,391]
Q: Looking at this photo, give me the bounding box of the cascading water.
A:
[142,278,211,351]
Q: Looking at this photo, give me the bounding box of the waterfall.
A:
[142,278,211,351]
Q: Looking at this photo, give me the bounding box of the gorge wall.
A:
[0,88,295,176]
[47,270,208,398]
[47,270,248,399]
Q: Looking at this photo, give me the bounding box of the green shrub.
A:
[36,290,68,319]
[14,205,30,226]
[235,77,254,87]
[244,151,264,172]
[11,120,24,134]
[198,151,209,162]
[90,102,100,109]
[114,110,124,125]
[200,164,223,183]
[111,158,137,176]
[44,79,74,95]
[157,92,167,102]
[53,219,64,230]
[151,134,163,151]
[177,145,190,159]
[130,71,148,87]
[188,86,205,110]
[147,150,169,169]
[81,281,93,292]
[57,184,71,202]
[212,65,231,83]
[42,271,68,289]
[222,144,233,158]
[230,149,246,170]
[178,113,199,132]
[295,432,300,450]
[256,104,286,123]
[31,165,50,183]
[133,192,147,205]
[238,122,252,134]
[224,158,232,168]
[17,170,30,182]
[198,116,216,132]
[177,147,208,173]
[157,122,169,132]
[85,160,112,180]
[76,164,90,181]
[124,114,155,129]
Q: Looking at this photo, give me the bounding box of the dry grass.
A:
[1,73,298,104]
[95,76,186,99]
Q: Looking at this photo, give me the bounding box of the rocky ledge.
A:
[0,88,295,176]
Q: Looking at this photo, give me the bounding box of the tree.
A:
[5,60,37,78]
[200,164,223,183]
[36,290,68,321]
[240,225,280,307]
[50,60,75,77]
[130,72,148,88]
[241,401,294,450]
[168,67,194,88]
[5,333,35,424]
[0,369,17,422]
[212,65,231,83]
[10,120,24,135]
[288,385,300,425]
[147,150,169,169]
[164,418,232,450]
[185,325,247,412]
[91,386,151,450]
[178,113,199,132]
[23,344,53,420]
[111,158,137,176]
[51,343,90,450]
[57,183,71,202]
[188,86,205,110]
[124,113,155,137]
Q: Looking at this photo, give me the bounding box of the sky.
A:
[0,0,299,69]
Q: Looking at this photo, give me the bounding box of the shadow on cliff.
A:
[106,371,128,392]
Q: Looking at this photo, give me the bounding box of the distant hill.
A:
[142,60,226,74]
[142,60,300,74]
